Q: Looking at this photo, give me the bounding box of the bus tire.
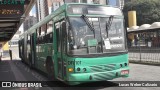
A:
[46,57,55,81]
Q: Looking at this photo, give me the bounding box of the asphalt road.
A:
[0,46,159,90]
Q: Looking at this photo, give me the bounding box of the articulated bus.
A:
[19,3,129,85]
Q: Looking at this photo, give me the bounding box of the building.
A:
[47,0,54,14]
[35,0,49,33]
[23,16,37,31]
[117,0,124,9]
[36,0,49,21]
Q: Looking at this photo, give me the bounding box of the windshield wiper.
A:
[106,15,114,38]
[81,15,95,38]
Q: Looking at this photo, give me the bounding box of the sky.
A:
[108,0,117,6]
[29,5,36,17]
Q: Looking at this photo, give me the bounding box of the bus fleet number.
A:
[68,61,81,65]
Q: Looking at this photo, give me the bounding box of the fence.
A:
[128,40,160,64]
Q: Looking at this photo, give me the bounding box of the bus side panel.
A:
[38,43,47,73]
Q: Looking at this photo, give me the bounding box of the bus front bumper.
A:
[67,68,129,84]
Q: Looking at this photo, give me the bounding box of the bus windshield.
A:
[68,16,126,55]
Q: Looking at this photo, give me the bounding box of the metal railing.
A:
[128,40,160,64]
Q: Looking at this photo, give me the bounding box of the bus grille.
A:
[93,72,115,81]
[90,64,116,72]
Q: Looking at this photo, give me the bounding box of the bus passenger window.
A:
[47,21,53,34]
[62,22,66,36]
[49,33,53,43]
[68,29,75,50]
[55,22,60,52]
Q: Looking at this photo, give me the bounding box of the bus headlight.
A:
[68,68,74,72]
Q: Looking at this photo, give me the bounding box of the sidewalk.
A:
[1,50,20,61]
[1,57,11,61]
[0,51,21,81]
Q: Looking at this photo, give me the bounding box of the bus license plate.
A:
[121,70,129,75]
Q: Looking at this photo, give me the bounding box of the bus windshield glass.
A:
[68,16,126,55]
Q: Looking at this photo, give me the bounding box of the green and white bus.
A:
[19,3,129,85]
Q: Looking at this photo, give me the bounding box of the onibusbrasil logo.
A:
[1,82,42,88]
[0,0,25,5]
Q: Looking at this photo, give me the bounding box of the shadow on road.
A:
[47,81,118,87]
[45,81,118,90]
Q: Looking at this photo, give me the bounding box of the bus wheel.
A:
[46,57,55,81]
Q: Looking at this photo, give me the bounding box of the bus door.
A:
[30,33,36,67]
[61,21,67,80]
[55,20,66,79]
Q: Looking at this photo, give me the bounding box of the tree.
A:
[123,0,160,27]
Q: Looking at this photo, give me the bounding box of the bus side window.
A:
[41,37,43,44]
[36,37,38,44]
[38,37,40,44]
[61,22,66,36]
[27,35,30,44]
[55,22,60,52]
[49,33,53,43]
[42,36,44,44]
[45,34,48,43]
[46,33,53,43]
[61,21,66,52]
[39,27,41,36]
[36,29,39,44]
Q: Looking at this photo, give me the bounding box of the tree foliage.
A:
[123,0,160,27]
